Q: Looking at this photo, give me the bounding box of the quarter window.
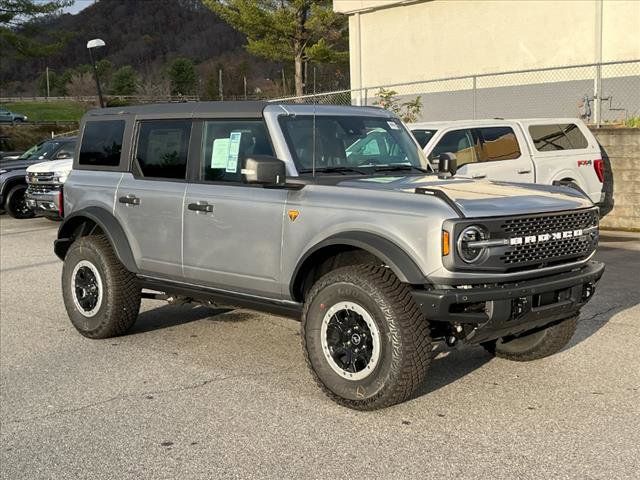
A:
[79,120,125,166]
[200,120,273,182]
[529,124,588,151]
[135,120,192,179]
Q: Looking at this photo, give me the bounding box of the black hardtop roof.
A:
[85,101,269,118]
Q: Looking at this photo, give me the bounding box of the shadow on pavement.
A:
[131,303,237,334]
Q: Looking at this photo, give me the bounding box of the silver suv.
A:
[55,102,604,409]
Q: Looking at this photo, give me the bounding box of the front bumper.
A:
[25,188,62,218]
[412,261,605,344]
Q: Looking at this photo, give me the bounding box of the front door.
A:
[115,119,192,278]
[182,119,286,298]
[428,126,534,183]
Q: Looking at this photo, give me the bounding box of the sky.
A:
[62,0,95,15]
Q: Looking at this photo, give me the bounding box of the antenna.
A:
[312,66,317,178]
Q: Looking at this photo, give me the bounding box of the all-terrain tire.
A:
[482,314,578,362]
[302,265,432,410]
[62,235,141,339]
[5,185,35,219]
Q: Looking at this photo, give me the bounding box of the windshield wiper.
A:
[372,164,430,174]
[298,166,369,175]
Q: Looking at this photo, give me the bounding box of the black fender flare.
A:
[290,231,426,298]
[54,206,138,273]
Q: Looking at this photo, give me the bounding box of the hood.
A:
[26,158,73,174]
[0,158,44,172]
[335,175,594,217]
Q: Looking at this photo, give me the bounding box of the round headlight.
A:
[457,225,489,263]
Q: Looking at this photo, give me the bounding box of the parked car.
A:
[0,107,28,123]
[408,118,606,209]
[0,136,76,218]
[54,102,603,410]
[25,158,72,220]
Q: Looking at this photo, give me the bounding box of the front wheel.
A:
[62,235,141,339]
[5,185,35,219]
[302,265,432,410]
[482,314,578,361]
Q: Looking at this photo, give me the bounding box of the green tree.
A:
[110,66,138,95]
[204,0,348,97]
[0,0,72,58]
[168,57,196,95]
[374,88,423,123]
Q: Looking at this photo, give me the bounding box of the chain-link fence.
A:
[271,60,640,126]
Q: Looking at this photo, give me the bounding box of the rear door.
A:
[115,119,193,278]
[182,119,286,298]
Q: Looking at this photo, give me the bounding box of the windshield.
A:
[279,115,430,174]
[411,129,437,148]
[18,141,61,160]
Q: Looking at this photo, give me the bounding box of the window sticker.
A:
[387,121,400,130]
[226,131,242,173]
[211,138,229,168]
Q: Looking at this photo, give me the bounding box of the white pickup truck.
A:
[408,118,606,208]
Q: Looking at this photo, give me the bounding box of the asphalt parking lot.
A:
[1,215,639,480]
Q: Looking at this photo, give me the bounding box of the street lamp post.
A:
[87,38,106,108]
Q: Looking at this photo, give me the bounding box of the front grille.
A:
[27,172,55,183]
[501,210,597,237]
[27,184,60,194]
[498,209,598,270]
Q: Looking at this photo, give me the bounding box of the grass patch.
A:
[2,101,91,122]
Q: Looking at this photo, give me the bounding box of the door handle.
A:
[187,201,214,213]
[118,194,140,206]
[471,173,487,179]
[517,169,532,174]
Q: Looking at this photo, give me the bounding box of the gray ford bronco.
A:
[55,102,604,409]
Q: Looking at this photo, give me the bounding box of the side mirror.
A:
[241,155,286,186]
[56,152,72,160]
[438,152,457,179]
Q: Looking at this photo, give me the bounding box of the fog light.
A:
[582,282,595,301]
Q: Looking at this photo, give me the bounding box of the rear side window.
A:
[474,127,521,161]
[529,124,588,151]
[79,120,125,166]
[135,120,192,179]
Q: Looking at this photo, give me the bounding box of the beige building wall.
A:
[334,0,640,90]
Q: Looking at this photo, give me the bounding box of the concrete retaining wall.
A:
[591,127,640,231]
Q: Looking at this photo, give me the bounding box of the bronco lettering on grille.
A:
[509,229,584,246]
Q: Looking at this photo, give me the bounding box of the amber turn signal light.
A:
[442,230,450,256]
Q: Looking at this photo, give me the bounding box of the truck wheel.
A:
[302,265,432,410]
[62,235,141,339]
[5,185,35,219]
[482,314,578,361]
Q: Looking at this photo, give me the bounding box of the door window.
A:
[473,127,521,161]
[429,129,477,167]
[200,120,273,182]
[135,120,192,179]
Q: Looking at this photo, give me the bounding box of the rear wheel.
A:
[302,265,432,410]
[482,314,578,361]
[5,185,34,219]
[62,235,141,338]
